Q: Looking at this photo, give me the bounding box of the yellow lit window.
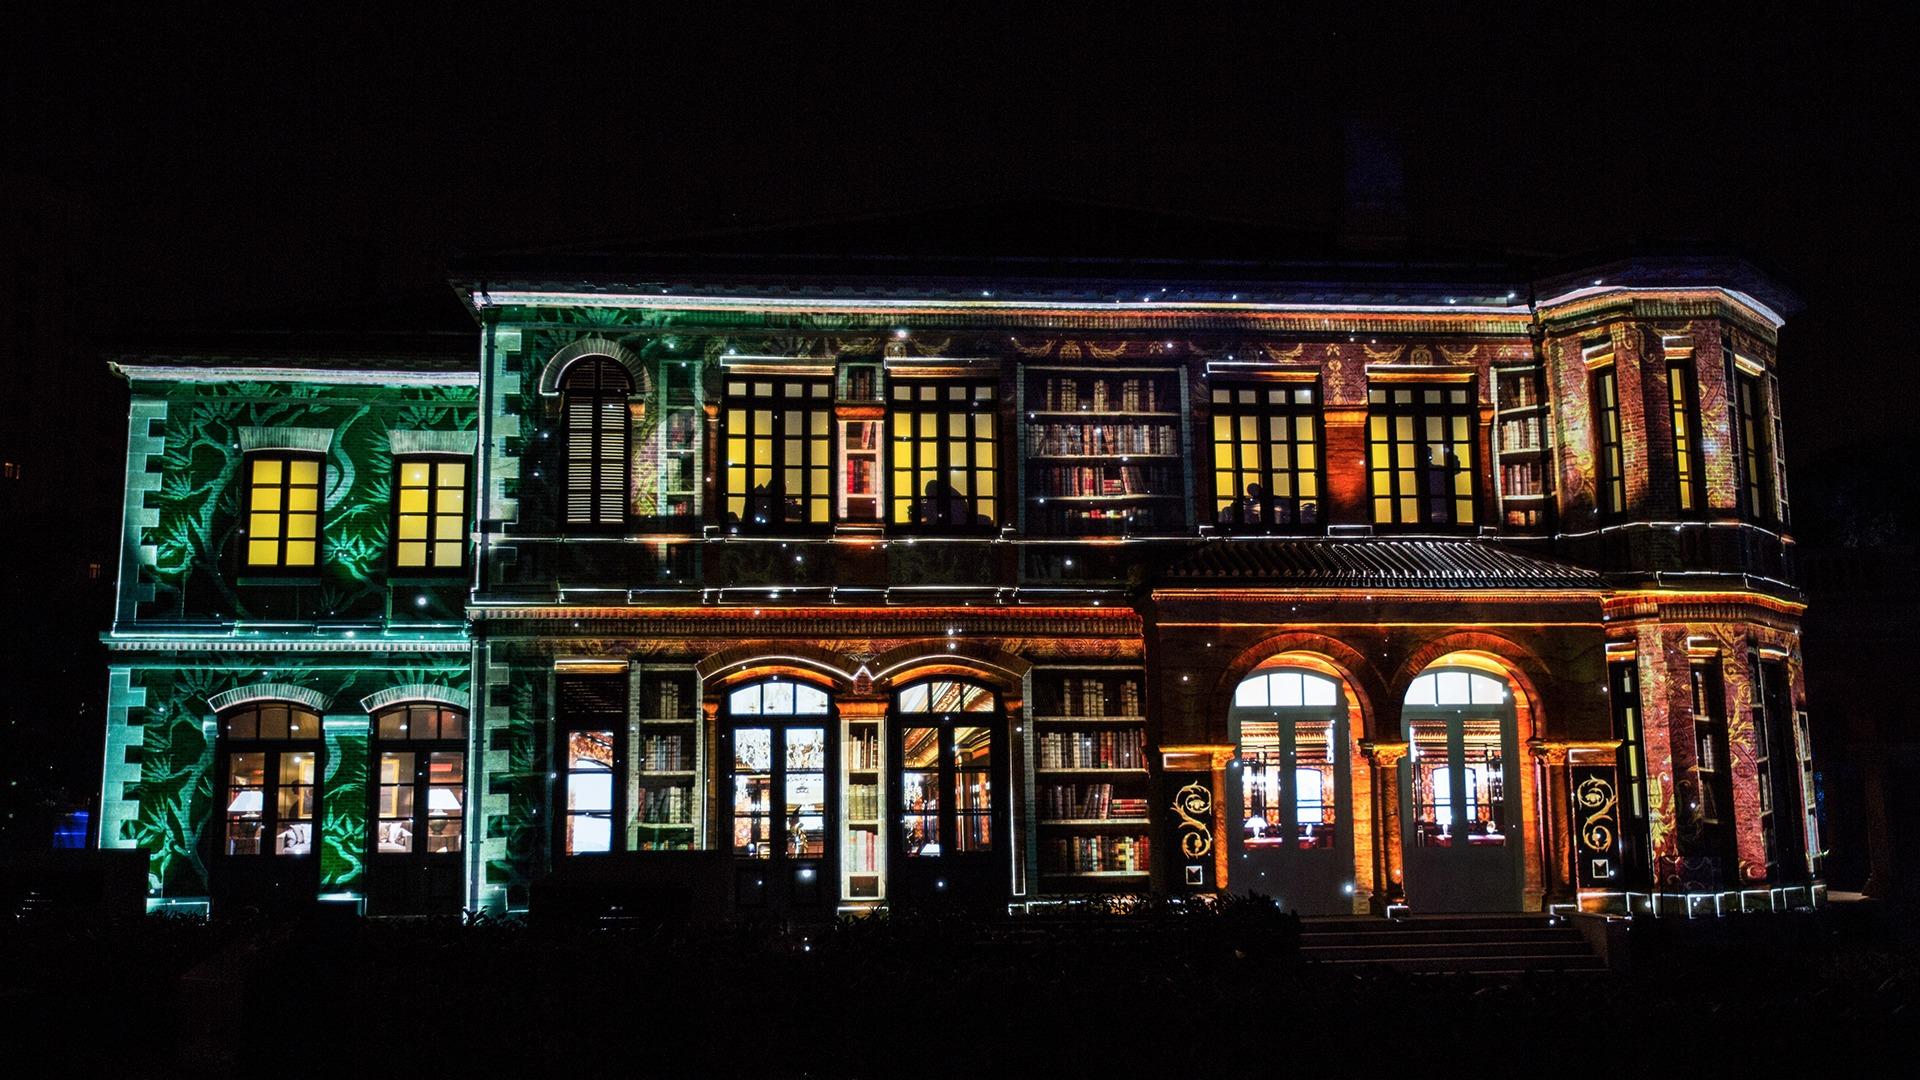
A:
[1209,384,1320,530]
[394,457,468,570]
[722,378,833,529]
[1366,385,1478,527]
[888,382,998,529]
[245,454,323,568]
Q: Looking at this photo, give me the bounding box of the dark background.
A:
[3,8,1914,863]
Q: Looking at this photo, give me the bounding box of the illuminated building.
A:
[96,246,1819,917]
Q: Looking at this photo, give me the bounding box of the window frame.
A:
[1208,381,1324,534]
[886,379,1000,533]
[554,673,630,857]
[368,702,469,861]
[725,678,837,869]
[389,454,471,576]
[721,377,836,533]
[1591,365,1627,519]
[1733,368,1774,522]
[1667,363,1706,515]
[240,450,326,575]
[560,356,633,530]
[892,678,1000,858]
[1366,382,1480,529]
[216,702,324,860]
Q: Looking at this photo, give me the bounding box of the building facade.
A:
[98,251,1821,918]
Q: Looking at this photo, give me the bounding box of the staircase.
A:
[1300,914,1607,974]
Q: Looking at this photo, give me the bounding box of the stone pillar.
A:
[1360,740,1408,911]
[1531,741,1575,904]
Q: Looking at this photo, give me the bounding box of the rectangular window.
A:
[1735,370,1773,520]
[1608,659,1650,885]
[840,419,882,521]
[1591,366,1626,517]
[723,379,833,529]
[889,382,998,529]
[1209,384,1321,530]
[1367,384,1477,527]
[1668,365,1704,512]
[557,674,628,855]
[244,453,322,568]
[393,457,468,571]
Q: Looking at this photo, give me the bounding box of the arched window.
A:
[1230,669,1345,852]
[1403,666,1513,849]
[561,357,632,526]
[370,702,467,856]
[219,702,322,857]
[726,678,831,863]
[893,678,997,857]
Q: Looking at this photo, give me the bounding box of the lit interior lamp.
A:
[427,788,463,814]
[227,789,264,814]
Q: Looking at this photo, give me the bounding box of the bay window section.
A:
[1367,384,1478,527]
[1668,364,1704,513]
[1735,369,1773,520]
[1591,366,1626,517]
[1209,383,1321,531]
[723,378,833,530]
[888,381,998,530]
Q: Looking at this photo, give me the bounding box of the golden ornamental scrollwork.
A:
[1576,775,1618,853]
[1260,342,1305,363]
[1172,781,1214,858]
[1439,344,1480,365]
[1086,340,1131,360]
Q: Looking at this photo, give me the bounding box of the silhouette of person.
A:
[1242,482,1265,524]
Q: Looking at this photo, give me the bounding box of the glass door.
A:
[891,679,1006,904]
[1226,669,1352,914]
[726,679,834,909]
[1400,668,1523,912]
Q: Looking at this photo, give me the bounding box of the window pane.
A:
[565,730,615,854]
[226,752,267,855]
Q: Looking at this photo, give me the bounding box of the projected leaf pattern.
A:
[140,381,476,621]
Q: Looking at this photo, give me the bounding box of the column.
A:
[1360,740,1408,912]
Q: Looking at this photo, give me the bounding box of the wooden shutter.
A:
[562,358,632,525]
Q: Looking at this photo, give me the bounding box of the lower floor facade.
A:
[98,589,1822,919]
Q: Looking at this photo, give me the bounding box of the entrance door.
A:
[891,679,1006,905]
[1227,669,1353,914]
[1400,668,1523,912]
[209,702,323,913]
[726,679,835,911]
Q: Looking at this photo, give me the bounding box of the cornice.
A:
[471,604,1142,639]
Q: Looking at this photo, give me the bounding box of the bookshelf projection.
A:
[1024,369,1185,536]
[1493,364,1552,530]
[629,667,700,851]
[1031,668,1152,890]
[652,360,701,519]
[842,713,885,901]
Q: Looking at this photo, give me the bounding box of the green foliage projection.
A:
[321,727,369,889]
[140,380,477,622]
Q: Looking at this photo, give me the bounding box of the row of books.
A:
[1038,730,1146,769]
[1026,422,1179,456]
[1500,462,1546,497]
[1050,678,1142,718]
[1039,784,1151,820]
[846,730,881,771]
[633,783,692,825]
[1497,373,1539,408]
[846,782,881,821]
[1498,415,1543,452]
[1035,464,1172,498]
[641,735,691,772]
[1038,377,1169,413]
[1046,834,1151,874]
[845,829,880,872]
[647,681,687,718]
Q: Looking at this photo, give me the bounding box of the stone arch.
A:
[358,683,470,715]
[1217,631,1384,739]
[536,336,651,398]
[206,682,331,715]
[696,642,860,694]
[1391,630,1550,742]
[868,641,1031,699]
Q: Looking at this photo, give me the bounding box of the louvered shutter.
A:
[562,358,632,525]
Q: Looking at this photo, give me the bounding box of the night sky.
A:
[3,7,1914,840]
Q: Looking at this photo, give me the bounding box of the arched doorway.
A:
[1399,664,1524,911]
[1227,666,1354,914]
[724,676,835,909]
[889,677,1007,905]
